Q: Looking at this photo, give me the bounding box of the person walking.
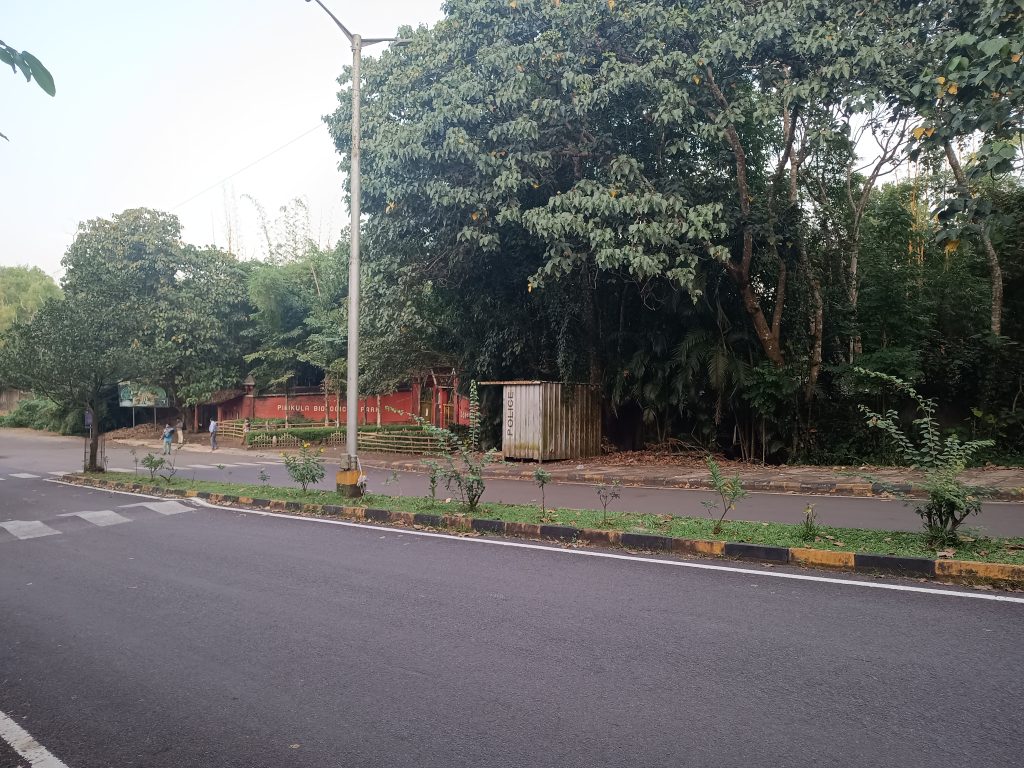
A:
[242,418,251,446]
[161,424,174,455]
[175,416,184,445]
[209,418,218,451]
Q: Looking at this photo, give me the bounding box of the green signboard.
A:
[118,382,169,408]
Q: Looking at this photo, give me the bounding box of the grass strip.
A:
[94,472,1024,565]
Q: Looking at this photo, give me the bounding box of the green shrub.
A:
[0,397,87,435]
[857,368,994,544]
[595,481,622,526]
[282,444,326,491]
[534,468,552,515]
[415,382,498,511]
[141,453,166,481]
[702,456,747,534]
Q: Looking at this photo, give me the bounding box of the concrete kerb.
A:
[60,474,1024,588]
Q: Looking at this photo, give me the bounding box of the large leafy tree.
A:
[0,298,137,469]
[60,208,255,419]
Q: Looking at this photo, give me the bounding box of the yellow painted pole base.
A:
[336,469,364,498]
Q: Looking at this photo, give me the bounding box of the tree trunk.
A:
[583,270,602,385]
[980,229,1004,336]
[88,430,100,472]
[943,140,1003,335]
[806,276,824,401]
[848,242,862,361]
[704,66,785,366]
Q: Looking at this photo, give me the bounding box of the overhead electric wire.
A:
[170,124,326,210]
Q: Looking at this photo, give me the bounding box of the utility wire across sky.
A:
[170,124,327,211]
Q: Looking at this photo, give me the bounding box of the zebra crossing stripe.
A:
[59,510,130,527]
[0,520,61,540]
[10,473,40,479]
[121,500,190,515]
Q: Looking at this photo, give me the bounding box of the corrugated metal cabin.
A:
[480,381,601,461]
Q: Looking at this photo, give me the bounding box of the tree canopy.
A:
[0,266,61,333]
[3,1,1022,466]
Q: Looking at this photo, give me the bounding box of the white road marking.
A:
[121,500,191,515]
[45,480,1024,605]
[230,462,260,467]
[47,471,68,476]
[10,473,40,479]
[58,510,130,527]
[186,464,218,470]
[0,521,61,540]
[0,709,71,768]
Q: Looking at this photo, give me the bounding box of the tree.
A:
[898,0,1024,336]
[60,208,255,418]
[0,298,137,469]
[0,266,61,334]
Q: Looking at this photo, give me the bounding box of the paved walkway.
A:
[110,437,1024,501]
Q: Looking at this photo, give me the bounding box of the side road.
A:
[112,436,1024,501]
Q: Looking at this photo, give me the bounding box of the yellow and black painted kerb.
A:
[61,474,1024,588]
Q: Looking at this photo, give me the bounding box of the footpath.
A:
[111,436,1024,502]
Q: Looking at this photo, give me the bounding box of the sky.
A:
[1,0,445,278]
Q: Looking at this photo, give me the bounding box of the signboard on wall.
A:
[118,382,169,408]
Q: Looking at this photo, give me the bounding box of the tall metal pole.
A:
[303,0,407,496]
[346,34,361,470]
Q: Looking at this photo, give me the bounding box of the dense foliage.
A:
[2,1,1022,467]
[321,0,1024,463]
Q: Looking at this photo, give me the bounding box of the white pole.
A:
[346,33,361,470]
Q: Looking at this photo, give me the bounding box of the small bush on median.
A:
[800,504,819,541]
[141,453,166,481]
[282,444,326,492]
[412,382,499,511]
[856,369,994,545]
[534,468,552,515]
[702,456,747,534]
[595,481,621,526]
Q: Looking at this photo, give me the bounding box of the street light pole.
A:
[304,0,407,496]
[346,31,362,482]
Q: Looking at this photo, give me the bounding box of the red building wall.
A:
[218,391,419,425]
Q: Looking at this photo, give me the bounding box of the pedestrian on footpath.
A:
[209,419,218,451]
[242,418,251,446]
[161,424,174,455]
[175,416,184,445]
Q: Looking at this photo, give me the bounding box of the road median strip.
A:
[355,457,1024,501]
[59,472,1024,588]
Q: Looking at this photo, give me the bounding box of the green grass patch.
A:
[92,472,1024,565]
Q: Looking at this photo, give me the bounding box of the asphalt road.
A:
[3,429,1024,536]
[1,440,1024,767]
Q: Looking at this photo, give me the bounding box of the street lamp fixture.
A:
[304,0,409,497]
